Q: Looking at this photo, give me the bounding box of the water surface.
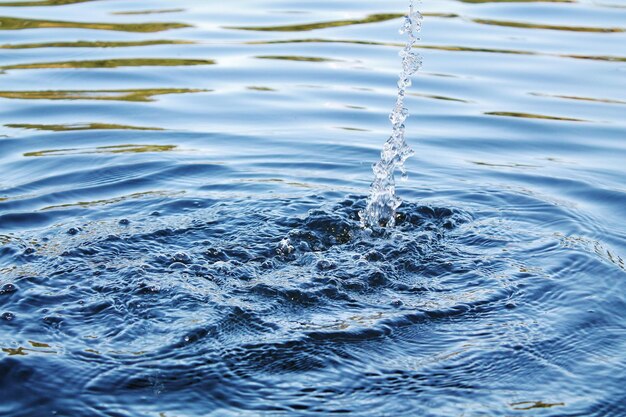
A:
[0,0,625,416]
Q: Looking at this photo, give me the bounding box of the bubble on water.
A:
[277,237,294,255]
[361,0,423,228]
[0,283,18,295]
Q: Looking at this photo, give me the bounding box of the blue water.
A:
[1,1,625,416]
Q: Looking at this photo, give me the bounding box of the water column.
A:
[360,1,423,228]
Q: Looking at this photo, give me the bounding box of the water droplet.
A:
[0,283,18,295]
[1,312,15,321]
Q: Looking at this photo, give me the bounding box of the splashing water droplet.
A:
[361,0,422,228]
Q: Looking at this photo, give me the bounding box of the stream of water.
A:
[361,0,421,228]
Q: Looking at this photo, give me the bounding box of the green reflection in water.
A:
[473,18,624,33]
[486,111,587,122]
[530,92,626,105]
[256,55,340,63]
[246,38,626,62]
[247,38,537,56]
[0,39,193,49]
[1,344,56,356]
[24,144,177,157]
[3,58,213,70]
[0,16,190,32]
[0,88,209,102]
[41,190,183,211]
[511,401,565,410]
[225,13,403,32]
[0,0,94,6]
[564,54,626,62]
[6,123,164,131]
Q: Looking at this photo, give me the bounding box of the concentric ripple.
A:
[1,191,624,416]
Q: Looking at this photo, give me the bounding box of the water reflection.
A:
[0,88,209,101]
[0,16,189,32]
[0,0,94,6]
[226,13,403,32]
[0,40,193,49]
[473,18,625,33]
[485,111,588,122]
[6,123,164,131]
[2,58,215,71]
[256,55,340,63]
[112,8,185,16]
[24,144,177,157]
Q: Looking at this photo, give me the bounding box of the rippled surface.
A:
[1,0,625,416]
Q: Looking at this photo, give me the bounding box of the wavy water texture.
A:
[0,0,625,416]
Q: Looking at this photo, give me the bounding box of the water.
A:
[0,1,625,416]
[361,1,421,228]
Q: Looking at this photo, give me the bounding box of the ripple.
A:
[0,16,190,32]
[0,88,209,101]
[5,123,164,131]
[0,191,624,414]
[0,39,193,49]
[2,58,215,71]
[485,111,588,122]
[225,13,403,32]
[23,144,177,157]
[0,0,95,5]
[112,8,185,16]
[472,18,625,33]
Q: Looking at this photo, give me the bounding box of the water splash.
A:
[360,1,423,228]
